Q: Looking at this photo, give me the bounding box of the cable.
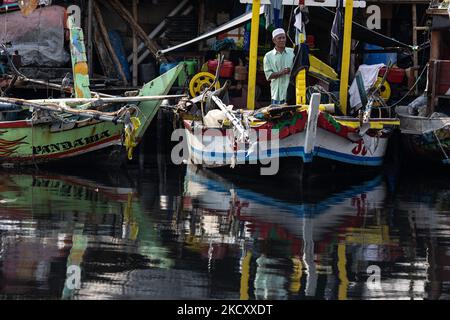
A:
[387,64,428,108]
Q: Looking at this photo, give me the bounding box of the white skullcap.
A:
[272,28,285,39]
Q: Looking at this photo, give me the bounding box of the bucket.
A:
[363,43,397,66]
[159,62,179,75]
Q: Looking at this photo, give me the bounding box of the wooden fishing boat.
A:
[166,1,400,174]
[181,94,398,170]
[0,64,183,167]
[0,15,184,167]
[396,6,450,165]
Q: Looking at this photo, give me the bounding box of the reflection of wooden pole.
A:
[337,243,348,300]
[412,4,418,95]
[93,1,128,85]
[247,0,260,110]
[105,0,166,62]
[339,0,354,115]
[132,0,138,86]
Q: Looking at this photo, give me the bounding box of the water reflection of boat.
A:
[0,169,173,299]
[177,166,403,299]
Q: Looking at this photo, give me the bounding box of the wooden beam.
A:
[247,0,261,110]
[92,16,119,79]
[87,0,93,78]
[430,31,441,60]
[93,0,128,85]
[104,0,166,62]
[412,4,418,95]
[132,0,138,86]
[198,0,205,51]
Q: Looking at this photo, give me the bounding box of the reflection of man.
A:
[263,28,295,105]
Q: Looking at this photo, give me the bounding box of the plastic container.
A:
[207,59,235,78]
[234,65,247,81]
[379,67,405,84]
[159,62,179,75]
[363,43,397,66]
[184,60,198,76]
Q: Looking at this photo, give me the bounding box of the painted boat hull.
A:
[397,111,450,164]
[0,64,183,167]
[183,112,390,172]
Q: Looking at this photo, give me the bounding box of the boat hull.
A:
[183,118,390,171]
[0,64,184,167]
[397,112,450,165]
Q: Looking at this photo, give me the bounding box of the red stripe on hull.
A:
[0,134,122,163]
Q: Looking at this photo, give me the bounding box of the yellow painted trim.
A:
[309,54,339,81]
[247,0,261,110]
[296,69,307,105]
[240,252,252,300]
[336,119,400,129]
[339,0,354,115]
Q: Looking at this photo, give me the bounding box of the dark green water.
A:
[0,155,449,300]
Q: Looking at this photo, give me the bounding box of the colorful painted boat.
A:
[181,95,398,172]
[0,63,183,167]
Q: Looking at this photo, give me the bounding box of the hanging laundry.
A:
[264,0,284,30]
[329,1,343,73]
[293,5,309,45]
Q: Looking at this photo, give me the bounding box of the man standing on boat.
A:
[263,28,295,105]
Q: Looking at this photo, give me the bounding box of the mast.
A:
[247,0,261,110]
[338,0,354,115]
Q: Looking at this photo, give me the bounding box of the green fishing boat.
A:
[0,16,184,167]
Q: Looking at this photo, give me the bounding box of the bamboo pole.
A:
[132,0,138,86]
[30,94,187,105]
[247,0,261,110]
[87,0,93,78]
[105,0,166,62]
[93,0,129,85]
[16,75,114,98]
[0,97,127,123]
[339,0,354,115]
[198,0,205,51]
[412,4,418,95]
[92,16,119,79]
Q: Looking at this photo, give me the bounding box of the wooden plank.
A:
[93,0,128,85]
[87,0,93,78]
[198,0,205,51]
[92,15,119,79]
[412,4,418,95]
[68,15,92,99]
[430,31,441,60]
[132,0,138,86]
[104,0,166,62]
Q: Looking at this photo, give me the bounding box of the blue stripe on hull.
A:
[189,145,383,166]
